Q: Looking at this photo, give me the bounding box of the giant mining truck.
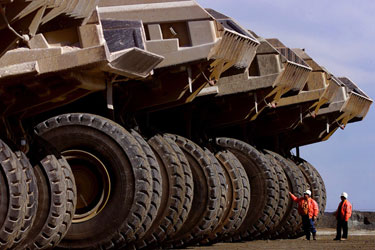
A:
[0,0,372,249]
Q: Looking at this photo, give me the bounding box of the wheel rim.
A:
[62,150,111,223]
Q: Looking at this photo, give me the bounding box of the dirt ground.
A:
[187,229,375,250]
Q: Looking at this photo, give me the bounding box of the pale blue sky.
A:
[199,0,375,211]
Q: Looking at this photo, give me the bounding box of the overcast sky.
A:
[198,0,375,211]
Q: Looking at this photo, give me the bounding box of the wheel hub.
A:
[62,150,111,223]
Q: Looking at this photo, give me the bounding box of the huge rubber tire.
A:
[163,135,194,238]
[57,157,77,246]
[200,149,229,245]
[294,157,326,218]
[265,151,306,239]
[216,138,278,240]
[252,152,282,239]
[285,157,310,239]
[22,154,67,249]
[213,150,250,241]
[232,152,251,236]
[290,156,326,238]
[164,134,220,248]
[309,162,327,216]
[260,152,289,239]
[130,130,163,243]
[35,113,153,249]
[0,139,27,249]
[134,135,185,249]
[11,151,38,249]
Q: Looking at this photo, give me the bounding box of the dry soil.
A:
[187,229,375,250]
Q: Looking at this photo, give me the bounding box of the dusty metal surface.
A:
[0,0,371,152]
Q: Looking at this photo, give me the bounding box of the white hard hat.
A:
[341,192,348,199]
[304,190,312,196]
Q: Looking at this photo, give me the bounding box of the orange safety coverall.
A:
[336,199,352,221]
[290,193,319,219]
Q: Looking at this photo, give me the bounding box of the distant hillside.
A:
[318,211,375,230]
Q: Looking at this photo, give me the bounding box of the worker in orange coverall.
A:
[289,190,319,240]
[333,192,352,241]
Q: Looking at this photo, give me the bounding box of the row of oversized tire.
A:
[0,113,326,249]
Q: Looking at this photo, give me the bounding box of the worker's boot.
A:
[313,232,317,240]
[305,232,310,240]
